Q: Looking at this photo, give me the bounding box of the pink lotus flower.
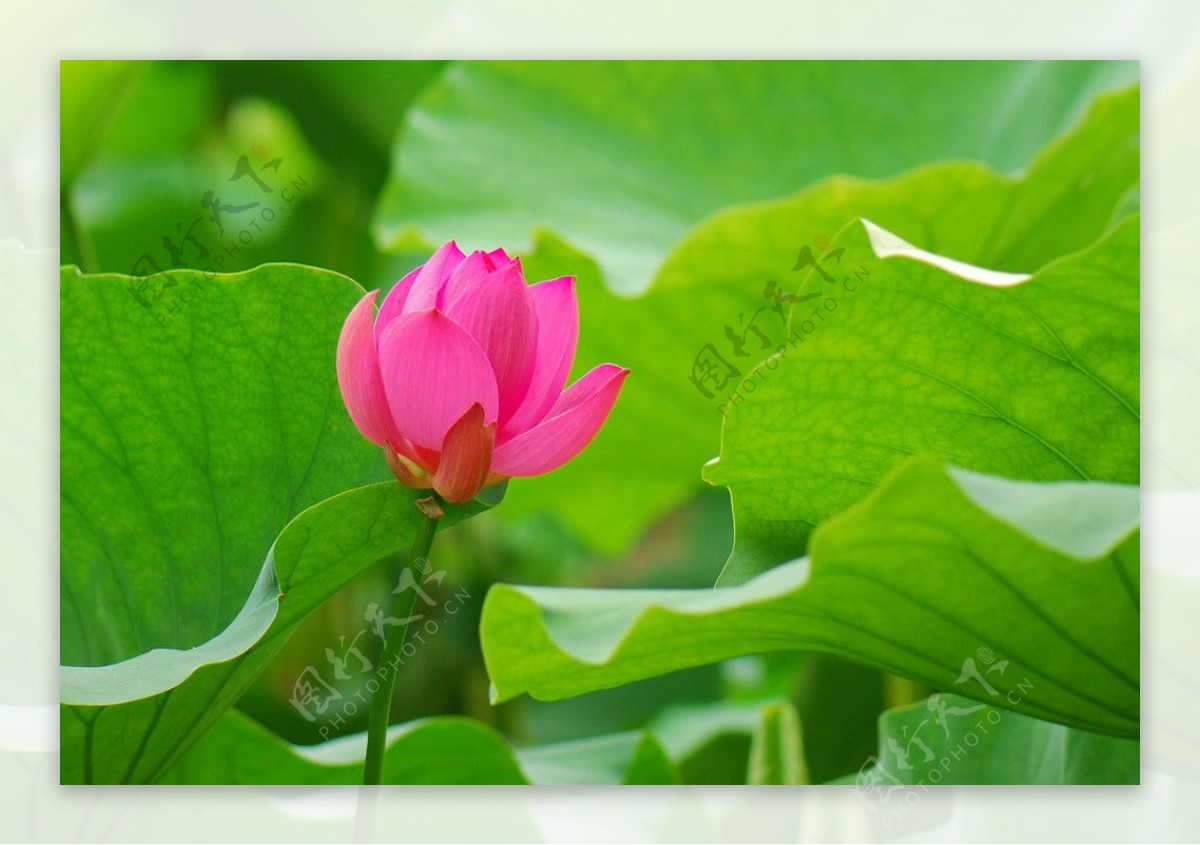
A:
[337,241,629,504]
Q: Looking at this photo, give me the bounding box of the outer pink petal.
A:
[490,364,628,477]
[336,290,401,448]
[500,276,578,440]
[374,265,420,346]
[378,309,499,450]
[402,241,466,313]
[431,403,495,503]
[445,259,538,422]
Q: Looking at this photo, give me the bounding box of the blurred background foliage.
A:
[60,60,1136,783]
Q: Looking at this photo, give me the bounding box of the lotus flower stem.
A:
[339,242,629,783]
[362,497,442,785]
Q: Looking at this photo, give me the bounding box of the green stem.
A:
[362,501,440,785]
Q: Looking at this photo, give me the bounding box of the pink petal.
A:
[373,265,420,346]
[439,250,506,309]
[336,290,402,448]
[490,364,628,477]
[501,276,579,439]
[431,403,495,503]
[378,309,499,450]
[483,247,511,270]
[445,258,538,422]
[402,241,466,313]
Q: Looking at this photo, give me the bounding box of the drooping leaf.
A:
[706,213,1139,583]
[842,692,1138,787]
[645,698,780,785]
[375,61,1136,295]
[162,708,679,785]
[647,699,763,761]
[643,695,823,785]
[59,264,486,782]
[498,85,1139,556]
[161,709,526,785]
[163,698,830,785]
[516,731,677,785]
[480,457,1139,739]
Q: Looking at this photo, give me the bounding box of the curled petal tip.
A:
[491,363,628,477]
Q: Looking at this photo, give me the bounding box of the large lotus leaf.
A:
[374,61,1135,295]
[161,708,678,785]
[706,213,1138,582]
[160,710,526,785]
[162,698,826,784]
[60,264,487,782]
[496,85,1139,556]
[481,457,1138,739]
